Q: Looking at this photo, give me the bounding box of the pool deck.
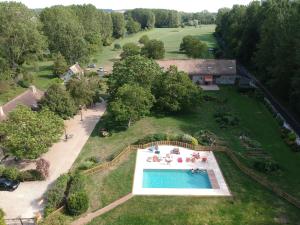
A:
[132,145,231,196]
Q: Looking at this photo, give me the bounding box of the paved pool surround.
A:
[132,145,231,196]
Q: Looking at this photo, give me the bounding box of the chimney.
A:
[29,85,37,94]
[0,106,5,118]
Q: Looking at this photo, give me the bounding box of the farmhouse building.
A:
[0,86,44,121]
[157,59,237,85]
[61,62,84,82]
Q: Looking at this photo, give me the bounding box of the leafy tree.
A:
[39,83,77,119]
[180,35,208,58]
[108,84,155,127]
[139,35,149,45]
[120,43,140,58]
[126,17,141,34]
[53,53,68,77]
[40,6,89,63]
[0,2,46,67]
[126,9,155,29]
[152,9,180,28]
[0,106,64,159]
[108,55,162,97]
[141,39,165,59]
[111,12,125,38]
[153,66,202,113]
[66,76,101,106]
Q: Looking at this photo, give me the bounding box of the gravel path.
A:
[0,102,106,219]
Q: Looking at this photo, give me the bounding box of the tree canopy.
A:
[53,53,68,77]
[108,84,155,127]
[0,2,46,67]
[126,17,141,34]
[180,35,208,58]
[126,9,155,29]
[0,106,64,159]
[111,12,125,39]
[39,83,77,119]
[120,43,141,59]
[141,39,165,59]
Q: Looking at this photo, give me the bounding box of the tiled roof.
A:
[69,63,84,75]
[156,59,237,76]
[0,86,44,121]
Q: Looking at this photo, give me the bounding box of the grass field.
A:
[68,87,300,224]
[0,25,216,105]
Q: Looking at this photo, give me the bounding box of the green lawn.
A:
[0,25,215,105]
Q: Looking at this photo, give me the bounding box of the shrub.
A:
[214,108,239,128]
[180,134,198,145]
[66,191,89,216]
[2,167,20,180]
[19,169,44,181]
[253,160,280,173]
[114,43,121,50]
[68,173,86,194]
[0,208,5,225]
[78,161,95,170]
[88,156,100,164]
[135,133,168,144]
[139,35,149,45]
[44,174,70,217]
[18,79,30,88]
[194,130,216,146]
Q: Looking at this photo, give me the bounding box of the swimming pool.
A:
[143,169,212,189]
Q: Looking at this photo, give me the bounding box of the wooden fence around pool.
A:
[82,141,225,175]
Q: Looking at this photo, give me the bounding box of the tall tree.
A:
[39,83,77,119]
[0,2,46,67]
[126,9,155,29]
[111,12,125,38]
[141,39,165,59]
[108,84,154,127]
[40,6,89,63]
[52,52,68,77]
[0,106,64,159]
[126,17,141,34]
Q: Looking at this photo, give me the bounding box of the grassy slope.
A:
[87,152,300,225]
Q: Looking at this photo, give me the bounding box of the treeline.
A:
[181,10,216,25]
[215,0,300,116]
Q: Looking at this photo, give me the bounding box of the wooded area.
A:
[215,0,300,117]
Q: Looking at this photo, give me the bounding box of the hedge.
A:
[44,174,70,217]
[134,133,198,145]
[0,209,4,225]
[0,166,43,182]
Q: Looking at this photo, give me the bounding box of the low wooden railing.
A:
[224,148,300,209]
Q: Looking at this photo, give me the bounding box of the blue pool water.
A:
[143,169,212,189]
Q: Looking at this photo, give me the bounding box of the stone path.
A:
[0,102,106,219]
[72,193,133,225]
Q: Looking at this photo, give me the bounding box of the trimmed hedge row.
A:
[0,166,43,181]
[44,174,70,217]
[66,173,89,216]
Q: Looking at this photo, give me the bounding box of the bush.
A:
[194,130,216,146]
[19,169,44,181]
[78,161,95,170]
[214,108,239,128]
[114,43,121,50]
[180,134,198,145]
[135,133,168,144]
[66,191,89,216]
[2,167,20,180]
[253,160,280,173]
[139,35,149,45]
[66,173,89,216]
[0,208,5,225]
[44,174,70,217]
[18,79,30,88]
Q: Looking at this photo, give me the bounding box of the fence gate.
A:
[5,218,35,225]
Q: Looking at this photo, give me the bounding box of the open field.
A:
[0,25,216,104]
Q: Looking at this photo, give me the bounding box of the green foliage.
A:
[44,174,70,217]
[17,79,30,88]
[180,134,198,145]
[214,107,239,128]
[152,9,180,28]
[126,9,155,29]
[253,159,280,173]
[120,43,140,58]
[194,130,217,146]
[66,191,89,216]
[0,2,46,67]
[39,83,77,119]
[108,84,155,127]
[153,66,202,113]
[111,12,125,39]
[138,35,150,44]
[114,43,121,50]
[108,55,162,97]
[66,76,101,106]
[135,133,168,144]
[0,106,64,159]
[66,173,88,216]
[2,167,19,180]
[0,208,4,225]
[53,52,68,77]
[180,35,208,58]
[0,80,10,94]
[126,17,141,34]
[19,169,44,182]
[141,39,165,59]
